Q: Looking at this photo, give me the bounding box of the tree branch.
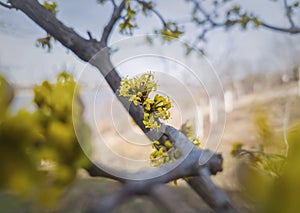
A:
[9,0,102,61]
[100,0,126,46]
[86,125,236,212]
[190,0,222,27]
[87,125,224,181]
[9,1,236,212]
[187,169,236,213]
[188,0,300,45]
[89,184,200,213]
[110,0,117,9]
[187,0,229,44]
[283,0,295,28]
[87,133,223,183]
[88,185,135,213]
[261,21,300,34]
[149,185,198,213]
[0,1,15,9]
[135,0,167,27]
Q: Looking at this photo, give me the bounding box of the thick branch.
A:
[87,125,223,181]
[149,185,198,213]
[86,125,235,212]
[88,186,135,213]
[8,0,155,138]
[9,0,102,61]
[87,139,223,183]
[187,169,236,213]
[87,148,221,212]
[89,184,199,213]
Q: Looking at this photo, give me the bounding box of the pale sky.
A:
[0,0,300,86]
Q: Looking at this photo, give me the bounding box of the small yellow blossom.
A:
[119,72,171,129]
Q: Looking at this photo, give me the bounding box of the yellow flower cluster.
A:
[119,72,171,129]
[0,72,90,207]
[43,1,57,15]
[150,140,180,167]
[119,72,157,105]
[149,121,201,168]
[143,94,171,129]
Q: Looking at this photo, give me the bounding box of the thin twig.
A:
[87,31,94,40]
[188,0,228,42]
[283,0,295,28]
[190,0,300,38]
[100,0,126,46]
[0,1,15,9]
[135,0,167,27]
[261,22,300,34]
[191,0,221,27]
[110,0,117,9]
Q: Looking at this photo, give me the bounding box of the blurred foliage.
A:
[180,120,201,147]
[231,105,300,212]
[36,34,55,51]
[0,76,14,119]
[119,0,137,34]
[231,142,286,178]
[225,5,262,29]
[0,72,90,209]
[253,107,274,144]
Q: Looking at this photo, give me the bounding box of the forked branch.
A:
[100,0,127,45]
[0,1,15,9]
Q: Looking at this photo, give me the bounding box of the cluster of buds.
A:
[150,140,180,167]
[119,72,171,129]
[119,72,201,172]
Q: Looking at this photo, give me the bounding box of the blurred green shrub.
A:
[0,72,90,208]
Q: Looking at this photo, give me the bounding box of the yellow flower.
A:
[164,140,173,149]
[119,72,171,129]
